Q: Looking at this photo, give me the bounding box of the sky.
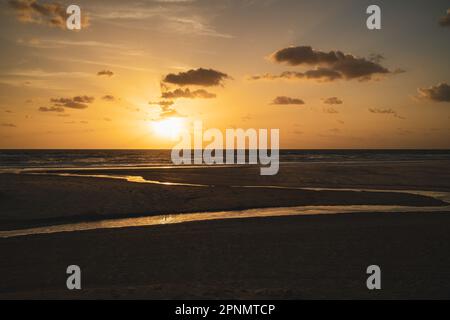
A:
[0,0,449,149]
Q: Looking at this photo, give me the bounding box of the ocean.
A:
[0,149,449,170]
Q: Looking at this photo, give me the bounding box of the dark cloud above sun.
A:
[163,68,230,87]
[149,100,183,119]
[161,88,216,99]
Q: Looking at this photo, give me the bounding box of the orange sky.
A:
[0,0,449,149]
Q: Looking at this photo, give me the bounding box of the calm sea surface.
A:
[0,149,449,169]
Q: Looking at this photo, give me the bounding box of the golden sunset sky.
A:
[0,0,449,149]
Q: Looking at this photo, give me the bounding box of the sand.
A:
[1,161,449,229]
[0,160,449,299]
[1,212,450,299]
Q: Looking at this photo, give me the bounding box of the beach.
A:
[1,160,449,228]
[1,213,450,299]
[1,159,450,298]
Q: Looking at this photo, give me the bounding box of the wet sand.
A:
[1,161,449,229]
[1,212,450,299]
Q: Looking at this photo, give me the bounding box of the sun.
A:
[151,117,186,140]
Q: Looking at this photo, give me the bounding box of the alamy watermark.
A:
[366,5,381,30]
[66,265,81,290]
[366,265,381,290]
[169,121,279,176]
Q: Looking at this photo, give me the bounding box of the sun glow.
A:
[151,117,186,139]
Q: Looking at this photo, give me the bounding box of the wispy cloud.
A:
[1,123,17,127]
[17,38,126,50]
[323,107,339,114]
[2,69,91,79]
[49,57,155,73]
[91,2,232,39]
[369,108,405,119]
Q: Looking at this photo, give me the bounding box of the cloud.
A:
[149,100,174,107]
[368,53,385,64]
[417,82,450,102]
[39,106,64,112]
[164,17,233,39]
[369,108,405,119]
[97,70,114,77]
[322,97,343,105]
[304,68,342,81]
[102,95,115,101]
[271,96,305,105]
[368,108,395,114]
[329,128,341,134]
[250,69,341,82]
[161,88,216,99]
[50,95,94,109]
[249,71,303,81]
[271,46,338,66]
[91,4,233,39]
[323,107,339,114]
[257,45,391,82]
[163,68,230,86]
[17,38,127,50]
[160,108,181,118]
[8,0,89,29]
[149,100,184,118]
[1,123,17,128]
[439,9,450,27]
[397,128,412,136]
